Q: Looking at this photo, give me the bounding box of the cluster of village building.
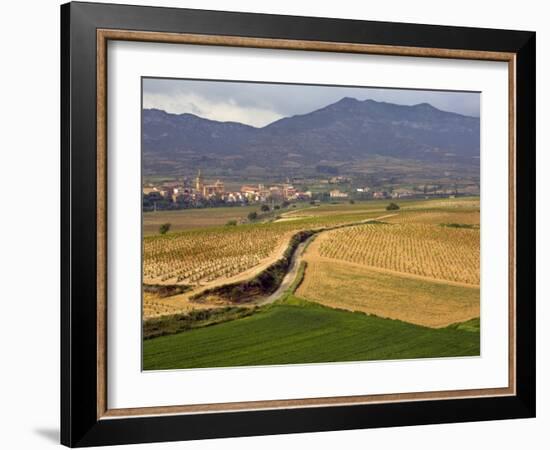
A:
[143,170,464,211]
[143,170,313,210]
[327,187,417,199]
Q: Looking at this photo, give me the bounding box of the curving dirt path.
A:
[256,239,311,305]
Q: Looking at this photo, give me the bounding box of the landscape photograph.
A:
[141,78,481,370]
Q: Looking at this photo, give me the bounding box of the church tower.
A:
[195,169,204,193]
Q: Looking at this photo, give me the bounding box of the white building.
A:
[329,189,349,199]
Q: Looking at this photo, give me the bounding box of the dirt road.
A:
[256,239,311,305]
[255,213,398,306]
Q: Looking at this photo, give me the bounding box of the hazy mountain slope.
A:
[142,98,479,175]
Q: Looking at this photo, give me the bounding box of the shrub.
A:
[143,283,190,298]
[225,219,237,226]
[440,223,476,229]
[260,204,270,212]
[386,203,400,211]
[247,211,258,221]
[159,223,171,234]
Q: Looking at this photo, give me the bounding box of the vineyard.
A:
[143,209,384,286]
[144,225,285,285]
[143,198,480,325]
[316,222,479,285]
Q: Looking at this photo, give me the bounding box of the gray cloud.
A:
[143,77,480,127]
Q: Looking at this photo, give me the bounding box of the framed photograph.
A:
[61,2,536,447]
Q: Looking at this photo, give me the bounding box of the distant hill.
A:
[142,98,479,177]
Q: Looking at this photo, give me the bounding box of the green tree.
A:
[386,203,400,211]
[260,204,270,212]
[248,211,258,221]
[159,223,171,234]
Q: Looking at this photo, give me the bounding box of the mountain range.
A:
[142,97,480,177]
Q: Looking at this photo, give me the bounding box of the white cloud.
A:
[143,92,283,127]
[142,78,480,127]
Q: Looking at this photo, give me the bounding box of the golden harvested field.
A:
[143,292,219,318]
[384,209,480,225]
[316,222,479,285]
[296,260,479,328]
[405,198,480,210]
[143,205,259,235]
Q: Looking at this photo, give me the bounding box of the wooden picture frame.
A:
[61,1,535,447]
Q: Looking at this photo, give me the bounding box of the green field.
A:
[143,296,479,370]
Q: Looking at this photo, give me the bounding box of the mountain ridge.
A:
[142,97,480,176]
[145,97,478,130]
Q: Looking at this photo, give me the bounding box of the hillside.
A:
[142,97,480,177]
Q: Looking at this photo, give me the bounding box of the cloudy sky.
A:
[143,78,480,128]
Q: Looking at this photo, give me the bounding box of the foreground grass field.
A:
[143,296,480,370]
